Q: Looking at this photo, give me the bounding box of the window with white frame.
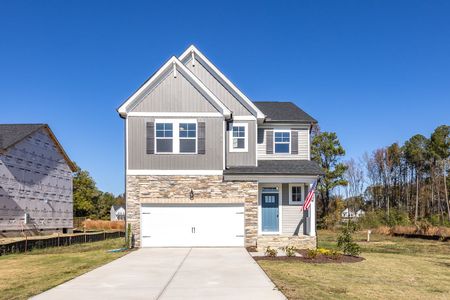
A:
[179,123,196,153]
[155,120,197,154]
[289,184,304,205]
[230,123,248,152]
[155,123,173,153]
[274,131,290,153]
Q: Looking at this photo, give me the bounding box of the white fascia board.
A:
[117,56,231,119]
[233,115,256,121]
[179,45,266,121]
[127,112,223,117]
[127,169,223,176]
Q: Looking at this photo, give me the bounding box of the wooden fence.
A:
[0,231,125,256]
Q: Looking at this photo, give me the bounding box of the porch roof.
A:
[224,160,324,176]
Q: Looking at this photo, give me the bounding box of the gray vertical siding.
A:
[131,70,218,113]
[0,129,73,231]
[184,58,253,116]
[128,116,224,170]
[226,120,257,167]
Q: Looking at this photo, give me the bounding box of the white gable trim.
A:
[117,56,231,119]
[179,45,266,121]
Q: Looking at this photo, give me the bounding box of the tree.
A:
[429,125,450,220]
[97,192,117,220]
[311,128,348,217]
[401,135,428,221]
[73,164,101,217]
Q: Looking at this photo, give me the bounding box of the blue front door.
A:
[262,193,279,232]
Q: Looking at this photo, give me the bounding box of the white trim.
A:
[128,112,223,117]
[258,183,282,235]
[117,56,231,118]
[222,120,226,169]
[273,130,291,154]
[229,122,248,152]
[288,183,305,206]
[233,115,256,121]
[154,119,197,154]
[179,45,265,121]
[127,169,223,176]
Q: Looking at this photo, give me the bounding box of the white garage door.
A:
[141,205,244,247]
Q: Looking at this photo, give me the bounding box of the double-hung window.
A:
[289,184,304,205]
[179,123,197,153]
[155,120,197,154]
[156,123,173,153]
[274,131,290,154]
[230,123,248,152]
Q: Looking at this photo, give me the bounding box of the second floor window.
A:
[274,131,290,153]
[155,120,197,154]
[156,123,173,153]
[230,123,248,152]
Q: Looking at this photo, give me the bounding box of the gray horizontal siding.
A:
[257,126,310,160]
[184,58,253,116]
[226,120,257,167]
[128,116,224,170]
[131,70,218,113]
[281,183,309,235]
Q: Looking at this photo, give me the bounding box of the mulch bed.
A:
[254,249,364,264]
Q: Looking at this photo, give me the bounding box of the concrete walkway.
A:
[32,248,286,300]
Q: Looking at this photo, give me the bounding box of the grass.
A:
[258,230,450,300]
[0,238,128,300]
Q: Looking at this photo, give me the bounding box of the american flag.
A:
[302,179,318,211]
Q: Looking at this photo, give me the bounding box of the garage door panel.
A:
[141,205,244,247]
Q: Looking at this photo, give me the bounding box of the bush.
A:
[358,209,411,229]
[306,249,318,259]
[265,246,278,257]
[337,227,361,256]
[284,246,297,257]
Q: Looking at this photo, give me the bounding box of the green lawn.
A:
[0,238,128,300]
[258,230,450,300]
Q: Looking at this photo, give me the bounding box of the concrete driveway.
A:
[32,248,286,300]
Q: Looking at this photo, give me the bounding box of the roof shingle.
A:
[224,160,324,176]
[253,101,317,123]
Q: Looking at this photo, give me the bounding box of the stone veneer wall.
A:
[126,175,258,247]
[256,235,317,251]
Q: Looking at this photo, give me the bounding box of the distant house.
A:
[341,208,365,219]
[0,124,76,237]
[110,205,125,221]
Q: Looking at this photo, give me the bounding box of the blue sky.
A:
[1,1,449,195]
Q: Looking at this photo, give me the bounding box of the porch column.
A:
[309,193,316,236]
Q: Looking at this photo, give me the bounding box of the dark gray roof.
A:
[254,101,317,123]
[224,160,324,176]
[0,124,45,150]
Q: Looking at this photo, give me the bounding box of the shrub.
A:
[265,246,278,257]
[284,246,297,257]
[337,227,361,256]
[306,249,318,259]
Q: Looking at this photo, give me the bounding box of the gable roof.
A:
[253,101,317,123]
[0,124,77,172]
[117,56,231,118]
[179,45,266,121]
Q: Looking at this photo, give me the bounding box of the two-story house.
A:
[0,124,75,237]
[118,46,323,249]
